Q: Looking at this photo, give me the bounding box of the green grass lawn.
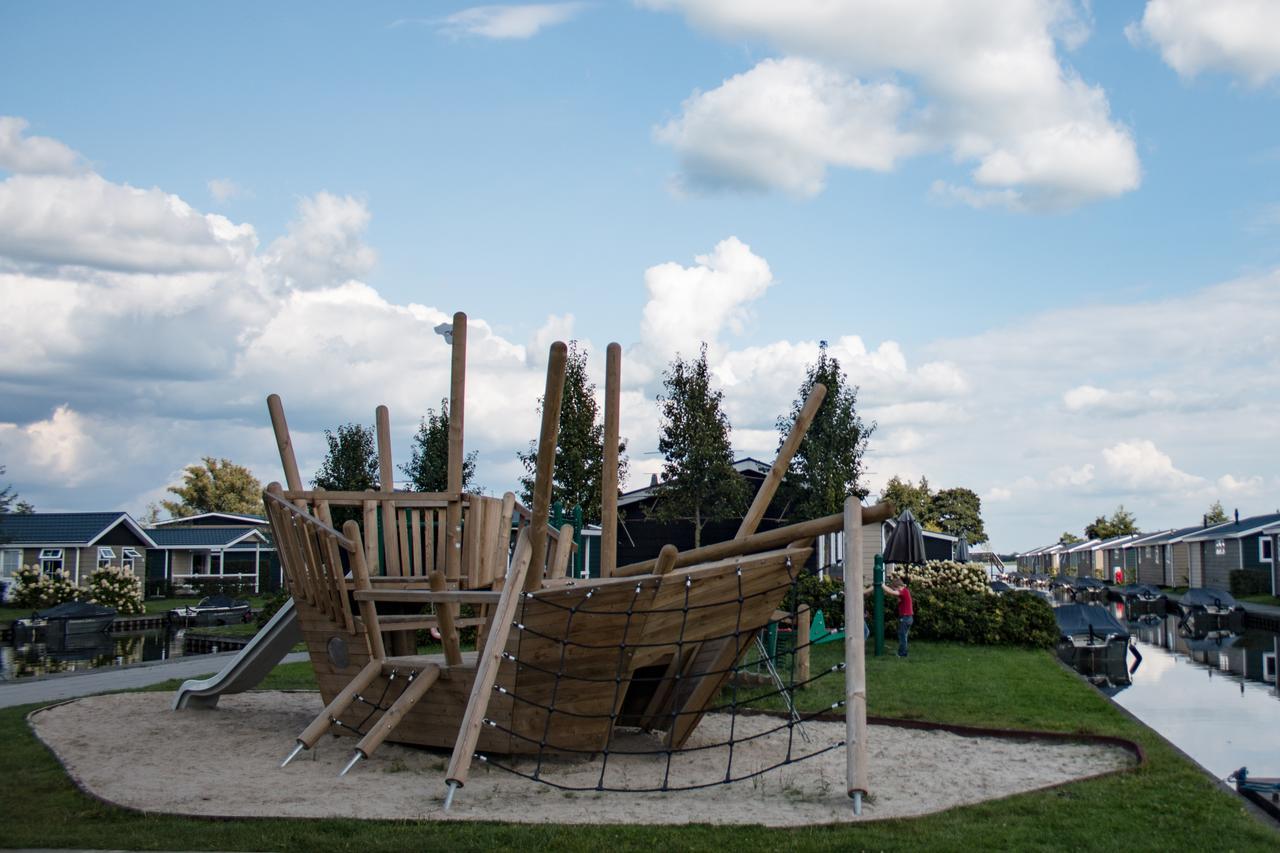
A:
[1,641,1276,852]
[1238,593,1280,607]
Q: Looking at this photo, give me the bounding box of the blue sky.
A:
[2,1,1278,550]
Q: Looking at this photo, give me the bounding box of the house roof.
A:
[150,511,267,527]
[617,457,774,507]
[1182,512,1280,542]
[1096,533,1141,549]
[0,512,157,548]
[1062,539,1100,553]
[146,527,269,549]
[1121,530,1174,549]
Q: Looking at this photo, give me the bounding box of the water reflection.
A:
[1103,604,1280,780]
[1,628,188,680]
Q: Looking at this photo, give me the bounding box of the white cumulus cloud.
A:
[0,116,85,176]
[1128,0,1280,86]
[646,0,1140,210]
[435,3,586,39]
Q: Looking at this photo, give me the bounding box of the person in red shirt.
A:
[882,577,914,657]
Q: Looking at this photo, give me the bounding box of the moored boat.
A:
[15,600,117,641]
[1054,603,1134,686]
[167,594,252,627]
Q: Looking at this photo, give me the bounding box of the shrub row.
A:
[1229,568,1272,598]
[11,564,144,614]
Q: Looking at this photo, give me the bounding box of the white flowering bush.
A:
[888,560,990,594]
[86,564,145,615]
[12,565,79,610]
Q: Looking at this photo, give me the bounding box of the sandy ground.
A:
[30,691,1135,826]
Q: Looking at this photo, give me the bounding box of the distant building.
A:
[0,512,156,586]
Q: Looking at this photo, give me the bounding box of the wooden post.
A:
[526,341,567,591]
[430,571,463,666]
[445,529,534,806]
[844,497,868,812]
[352,664,441,760]
[345,520,386,661]
[446,311,467,585]
[654,544,678,575]
[601,342,621,577]
[376,405,401,577]
[551,524,575,579]
[266,394,304,491]
[736,383,826,540]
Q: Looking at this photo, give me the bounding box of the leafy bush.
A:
[782,571,845,629]
[883,587,1057,649]
[256,588,291,629]
[86,565,145,615]
[11,565,78,610]
[1229,569,1271,598]
[889,560,989,595]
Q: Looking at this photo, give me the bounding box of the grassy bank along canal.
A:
[3,640,1277,851]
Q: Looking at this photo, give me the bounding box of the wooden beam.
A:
[616,502,894,577]
[601,342,622,578]
[526,341,567,591]
[551,523,575,579]
[431,570,463,666]
[844,497,868,801]
[736,383,826,540]
[376,405,401,577]
[446,311,467,585]
[266,395,304,491]
[446,528,534,796]
[352,589,504,605]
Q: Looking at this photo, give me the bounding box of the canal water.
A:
[1,628,195,680]
[1104,604,1280,781]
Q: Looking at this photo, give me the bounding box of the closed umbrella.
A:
[883,509,928,566]
[956,535,970,563]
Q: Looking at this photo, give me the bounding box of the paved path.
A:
[0,651,309,709]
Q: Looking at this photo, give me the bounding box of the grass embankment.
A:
[2,642,1276,852]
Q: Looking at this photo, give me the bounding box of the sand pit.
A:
[30,691,1136,826]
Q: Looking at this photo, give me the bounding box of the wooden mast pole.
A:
[266,394,304,492]
[446,311,467,585]
[844,496,868,815]
[526,341,567,591]
[735,383,826,540]
[601,342,622,577]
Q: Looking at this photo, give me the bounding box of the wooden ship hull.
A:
[263,314,893,799]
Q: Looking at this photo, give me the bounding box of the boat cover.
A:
[1178,588,1242,610]
[1054,603,1129,642]
[196,594,250,609]
[989,580,1014,593]
[36,600,117,620]
[1118,583,1163,598]
[1073,576,1106,590]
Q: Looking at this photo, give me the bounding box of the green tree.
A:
[776,343,875,520]
[0,465,34,516]
[1204,500,1228,525]
[1084,505,1138,540]
[1059,532,1083,545]
[651,344,747,548]
[517,342,628,523]
[312,423,379,491]
[879,476,935,528]
[402,399,478,492]
[931,487,986,543]
[161,457,263,518]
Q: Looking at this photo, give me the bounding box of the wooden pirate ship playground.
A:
[258,313,891,811]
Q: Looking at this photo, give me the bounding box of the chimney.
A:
[650,474,659,487]
[1234,508,1239,524]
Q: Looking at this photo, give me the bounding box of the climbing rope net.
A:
[468,557,848,793]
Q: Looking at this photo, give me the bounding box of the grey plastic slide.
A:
[172,598,303,710]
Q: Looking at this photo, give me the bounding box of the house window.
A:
[39,548,64,576]
[122,548,141,571]
[0,549,21,578]
[97,546,115,569]
[1215,539,1226,557]
[1261,538,1274,563]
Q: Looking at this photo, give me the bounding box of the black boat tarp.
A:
[1054,603,1130,643]
[35,601,117,621]
[196,594,250,609]
[1073,576,1107,590]
[1178,588,1243,612]
[989,580,1014,594]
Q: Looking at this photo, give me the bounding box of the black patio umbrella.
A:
[883,509,928,566]
[956,535,970,563]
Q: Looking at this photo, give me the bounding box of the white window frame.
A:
[0,548,21,578]
[1261,538,1273,564]
[39,548,64,575]
[1215,539,1226,557]
[97,546,115,569]
[122,547,141,571]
